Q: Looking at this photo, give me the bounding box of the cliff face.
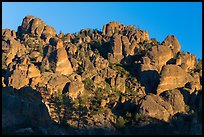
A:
[2,16,202,135]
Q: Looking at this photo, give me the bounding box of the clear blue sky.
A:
[2,2,202,59]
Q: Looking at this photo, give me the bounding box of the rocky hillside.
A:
[2,16,202,135]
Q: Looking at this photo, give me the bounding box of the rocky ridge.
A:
[2,16,202,135]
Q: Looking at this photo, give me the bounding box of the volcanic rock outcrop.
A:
[2,15,202,135]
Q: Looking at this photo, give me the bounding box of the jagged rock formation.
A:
[55,47,73,76]
[2,16,202,135]
[157,65,194,94]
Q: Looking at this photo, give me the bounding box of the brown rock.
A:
[107,68,117,79]
[148,45,173,72]
[30,51,40,58]
[67,44,77,55]
[66,81,84,100]
[20,15,35,33]
[100,99,107,108]
[142,56,151,64]
[47,74,70,95]
[42,25,56,37]
[56,47,73,76]
[122,36,131,57]
[93,75,106,89]
[8,64,29,89]
[30,76,42,89]
[157,64,194,94]
[2,29,16,38]
[115,75,126,93]
[138,94,173,122]
[135,30,149,42]
[27,64,41,78]
[30,18,46,36]
[102,21,125,36]
[3,37,26,66]
[176,52,196,71]
[162,35,181,54]
[2,77,6,87]
[160,89,185,115]
[81,68,97,81]
[108,34,124,63]
[94,56,109,70]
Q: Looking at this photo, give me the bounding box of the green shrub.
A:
[115,116,126,128]
[49,60,56,72]
[83,78,94,91]
[135,113,142,121]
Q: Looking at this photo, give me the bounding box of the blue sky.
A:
[2,2,202,59]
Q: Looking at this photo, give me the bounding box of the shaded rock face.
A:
[122,36,133,57]
[2,87,52,131]
[138,56,160,94]
[160,89,185,115]
[56,47,73,76]
[138,94,173,122]
[138,90,186,122]
[162,35,181,55]
[157,65,193,95]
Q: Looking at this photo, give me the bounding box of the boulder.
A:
[157,64,194,94]
[121,36,132,57]
[20,15,35,34]
[148,45,173,72]
[2,37,26,66]
[102,21,125,36]
[8,64,29,89]
[162,35,181,55]
[66,81,84,100]
[138,94,173,122]
[2,77,6,87]
[27,64,41,78]
[30,18,46,36]
[47,74,70,95]
[108,34,124,63]
[176,52,196,71]
[2,29,16,38]
[30,76,42,89]
[115,75,126,93]
[56,47,73,76]
[49,37,63,49]
[42,25,56,37]
[160,89,185,115]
